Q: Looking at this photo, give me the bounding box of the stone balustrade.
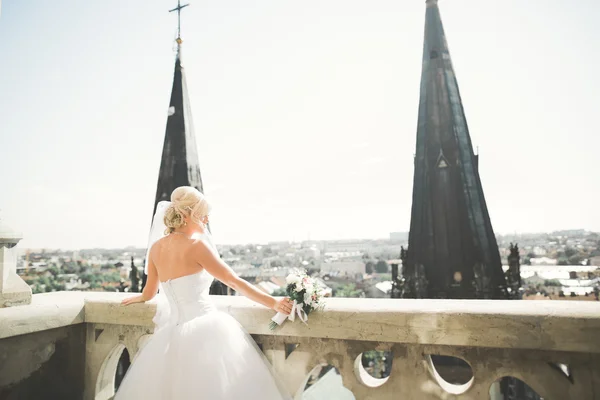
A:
[1,292,600,400]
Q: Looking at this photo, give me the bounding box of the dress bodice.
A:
[160,271,215,325]
[157,232,219,326]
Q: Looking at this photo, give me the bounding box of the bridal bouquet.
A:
[269,269,326,330]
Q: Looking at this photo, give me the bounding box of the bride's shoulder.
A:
[190,234,215,253]
[190,235,210,247]
[151,236,170,252]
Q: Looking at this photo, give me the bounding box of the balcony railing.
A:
[1,292,600,400]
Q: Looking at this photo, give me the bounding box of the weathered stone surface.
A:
[215,296,600,353]
[0,292,86,339]
[0,219,31,308]
[84,293,156,327]
[3,294,600,352]
[85,323,152,400]
[0,325,85,400]
[0,273,32,308]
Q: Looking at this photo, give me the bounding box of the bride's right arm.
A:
[192,240,292,315]
[121,246,160,306]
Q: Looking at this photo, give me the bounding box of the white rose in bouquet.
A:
[286,274,301,286]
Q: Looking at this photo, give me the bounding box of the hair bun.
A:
[163,204,186,235]
[163,186,211,235]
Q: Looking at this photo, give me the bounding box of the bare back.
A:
[150,233,212,282]
[127,223,287,323]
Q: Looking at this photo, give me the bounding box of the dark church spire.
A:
[153,1,204,215]
[147,2,228,295]
[143,1,204,291]
[402,0,508,299]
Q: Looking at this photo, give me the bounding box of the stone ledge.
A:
[0,292,87,339]
[217,297,600,353]
[2,292,600,353]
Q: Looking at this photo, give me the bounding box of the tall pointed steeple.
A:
[153,1,204,214]
[402,0,507,299]
[149,1,229,295]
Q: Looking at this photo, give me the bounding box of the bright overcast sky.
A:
[0,0,598,249]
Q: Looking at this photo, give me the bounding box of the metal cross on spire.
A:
[169,0,190,42]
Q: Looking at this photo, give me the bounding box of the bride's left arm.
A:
[121,251,160,306]
[193,240,292,315]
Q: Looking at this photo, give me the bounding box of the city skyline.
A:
[1,0,599,249]
[12,228,600,252]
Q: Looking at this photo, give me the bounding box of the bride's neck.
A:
[173,224,206,236]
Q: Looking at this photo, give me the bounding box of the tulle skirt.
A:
[114,310,291,400]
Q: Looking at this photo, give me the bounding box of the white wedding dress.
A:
[114,234,291,399]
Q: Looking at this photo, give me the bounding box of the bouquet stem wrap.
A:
[269,300,308,330]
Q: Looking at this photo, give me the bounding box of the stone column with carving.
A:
[0,217,32,307]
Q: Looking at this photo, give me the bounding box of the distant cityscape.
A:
[17,229,600,301]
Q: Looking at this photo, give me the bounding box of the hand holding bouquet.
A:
[269,269,326,330]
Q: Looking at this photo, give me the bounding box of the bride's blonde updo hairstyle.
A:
[164,186,211,234]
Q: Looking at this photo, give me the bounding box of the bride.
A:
[116,186,293,399]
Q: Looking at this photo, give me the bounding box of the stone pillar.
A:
[0,217,31,307]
